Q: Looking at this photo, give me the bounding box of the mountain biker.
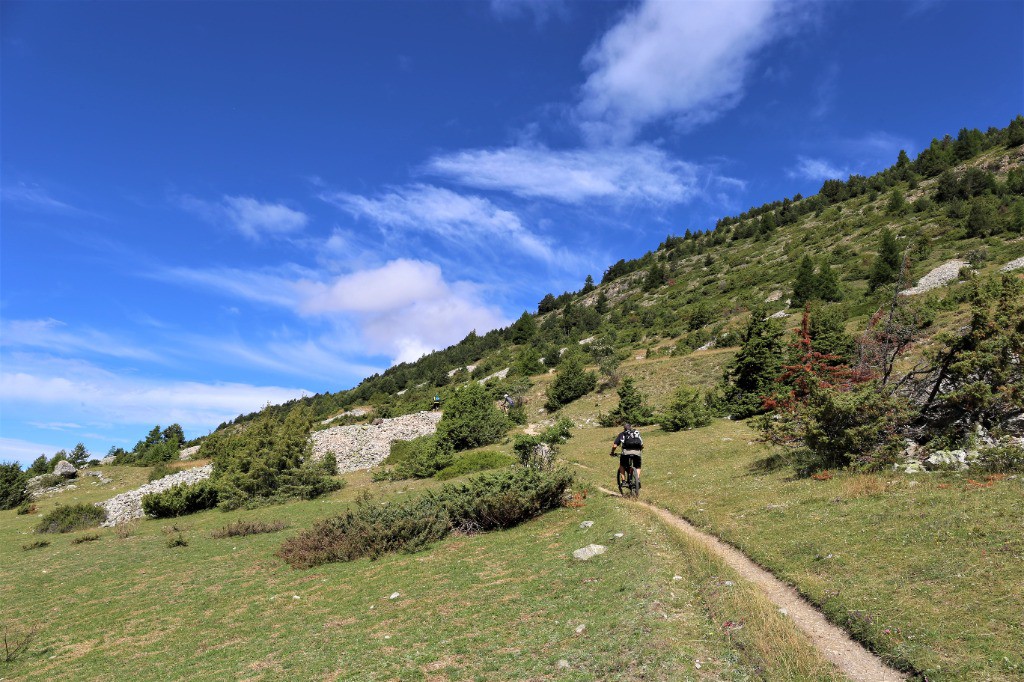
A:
[610,421,643,488]
[502,393,515,411]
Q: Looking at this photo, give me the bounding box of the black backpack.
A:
[621,429,643,450]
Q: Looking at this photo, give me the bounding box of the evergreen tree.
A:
[643,263,666,292]
[966,197,999,237]
[815,263,842,302]
[722,310,787,418]
[545,350,597,411]
[808,304,855,364]
[1006,115,1024,147]
[512,346,545,377]
[69,443,90,467]
[582,275,595,294]
[867,228,902,292]
[792,255,819,306]
[28,455,49,476]
[886,187,908,215]
[601,377,655,426]
[509,311,537,344]
[594,290,609,315]
[436,382,510,451]
[0,462,30,511]
[537,293,557,314]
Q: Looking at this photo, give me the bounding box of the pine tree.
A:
[602,377,655,426]
[594,290,609,315]
[1009,115,1024,147]
[792,255,819,306]
[867,228,901,292]
[722,309,787,418]
[545,350,597,411]
[815,263,842,302]
[582,275,595,294]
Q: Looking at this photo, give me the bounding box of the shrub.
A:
[211,519,289,539]
[598,377,655,427]
[35,503,107,534]
[513,418,575,468]
[434,451,514,480]
[436,382,510,451]
[141,481,219,518]
[971,443,1024,473]
[71,533,100,545]
[32,473,64,489]
[660,386,713,431]
[22,540,50,551]
[545,350,597,411]
[0,462,29,511]
[382,435,455,480]
[279,467,574,568]
[16,502,36,515]
[208,405,342,510]
[147,461,177,482]
[166,534,188,548]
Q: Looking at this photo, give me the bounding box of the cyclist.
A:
[501,393,515,412]
[610,421,643,489]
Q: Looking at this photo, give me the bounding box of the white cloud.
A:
[425,144,702,205]
[179,194,308,240]
[161,259,510,365]
[0,437,63,466]
[323,184,556,262]
[788,156,850,182]
[0,358,311,439]
[577,0,793,143]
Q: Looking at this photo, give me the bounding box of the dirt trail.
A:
[599,487,907,682]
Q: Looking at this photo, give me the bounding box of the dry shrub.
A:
[840,475,887,499]
[2,623,40,663]
[115,520,139,539]
[71,533,100,545]
[21,540,49,551]
[211,519,288,539]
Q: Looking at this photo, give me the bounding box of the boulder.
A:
[53,460,78,478]
[925,449,968,471]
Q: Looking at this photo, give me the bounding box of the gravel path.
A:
[601,487,907,681]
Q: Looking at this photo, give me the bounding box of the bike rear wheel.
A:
[627,468,640,498]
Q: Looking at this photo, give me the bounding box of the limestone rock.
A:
[99,464,214,526]
[311,411,443,474]
[572,544,606,561]
[53,460,78,478]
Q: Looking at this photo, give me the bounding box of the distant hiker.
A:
[432,394,441,410]
[502,393,515,411]
[610,422,643,487]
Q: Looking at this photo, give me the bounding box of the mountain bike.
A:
[616,455,641,498]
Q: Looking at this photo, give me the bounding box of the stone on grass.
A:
[556,659,570,670]
[53,460,78,478]
[389,592,400,600]
[572,544,606,561]
[579,521,594,529]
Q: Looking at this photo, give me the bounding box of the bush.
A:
[278,466,574,568]
[22,540,50,551]
[71,533,100,545]
[660,386,713,431]
[545,350,597,411]
[434,451,514,480]
[147,461,177,482]
[166,534,188,548]
[436,382,510,451]
[35,504,107,533]
[208,405,342,511]
[383,435,455,480]
[513,418,574,468]
[211,519,288,539]
[141,481,220,518]
[0,462,29,511]
[32,473,64,489]
[971,443,1024,473]
[598,377,655,427]
[16,502,36,515]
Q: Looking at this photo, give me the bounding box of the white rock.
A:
[579,521,594,529]
[556,659,571,670]
[572,544,606,561]
[1000,256,1024,272]
[389,592,400,600]
[53,460,78,478]
[574,624,586,635]
[311,411,442,474]
[613,532,624,538]
[99,465,213,526]
[672,575,683,581]
[900,259,969,296]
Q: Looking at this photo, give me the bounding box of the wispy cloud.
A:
[490,0,568,24]
[179,194,308,240]
[577,0,802,143]
[1,318,163,362]
[0,437,63,465]
[1,182,85,214]
[1,357,311,435]
[323,184,556,263]
[425,144,704,205]
[811,62,840,119]
[788,156,850,182]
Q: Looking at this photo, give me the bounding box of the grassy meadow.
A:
[2,460,844,681]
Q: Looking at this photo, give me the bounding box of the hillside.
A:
[219,117,1024,431]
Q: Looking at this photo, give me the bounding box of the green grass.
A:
[562,419,1024,681]
[2,462,843,680]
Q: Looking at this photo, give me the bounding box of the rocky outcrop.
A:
[99,465,213,527]
[311,411,443,473]
[1000,256,1024,272]
[178,445,201,461]
[900,259,969,296]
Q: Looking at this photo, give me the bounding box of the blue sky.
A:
[2,0,1021,465]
